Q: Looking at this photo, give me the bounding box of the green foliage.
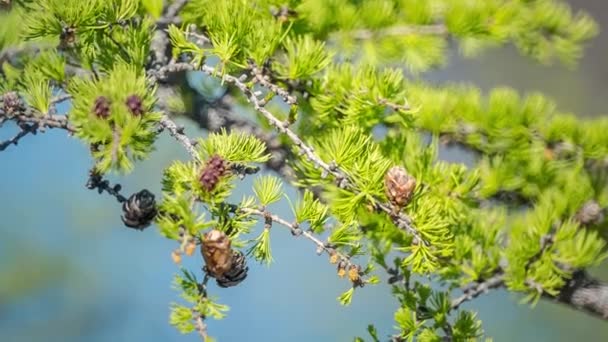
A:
[168,24,206,67]
[338,287,355,306]
[504,191,607,302]
[253,175,284,206]
[309,64,412,130]
[2,0,607,341]
[274,35,332,80]
[156,194,213,240]
[21,71,51,114]
[0,7,26,50]
[23,0,150,70]
[297,0,598,72]
[68,62,160,173]
[182,0,288,69]
[291,189,330,234]
[169,304,196,334]
[247,228,273,265]
[198,129,271,165]
[140,0,163,19]
[170,270,229,338]
[452,311,483,341]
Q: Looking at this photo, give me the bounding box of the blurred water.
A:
[2,0,608,341]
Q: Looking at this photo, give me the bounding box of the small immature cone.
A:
[93,96,111,119]
[199,155,227,192]
[125,94,145,116]
[385,166,416,210]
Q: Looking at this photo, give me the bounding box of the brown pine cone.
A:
[201,229,248,288]
[385,166,416,209]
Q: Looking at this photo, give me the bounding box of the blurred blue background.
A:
[1,0,607,341]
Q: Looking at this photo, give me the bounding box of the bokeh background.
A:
[1,0,607,341]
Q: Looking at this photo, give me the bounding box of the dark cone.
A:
[216,250,248,288]
[125,94,144,116]
[199,155,227,192]
[121,189,157,230]
[201,229,248,288]
[93,96,111,119]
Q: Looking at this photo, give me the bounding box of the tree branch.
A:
[194,314,208,341]
[150,62,427,247]
[0,122,37,151]
[451,273,505,311]
[158,114,200,162]
[85,169,127,203]
[554,270,608,319]
[341,24,448,40]
[0,103,73,151]
[242,208,347,260]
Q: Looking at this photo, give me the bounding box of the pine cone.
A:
[1,91,22,115]
[385,166,416,209]
[199,155,227,192]
[93,96,111,119]
[201,229,248,288]
[216,250,248,288]
[125,94,144,116]
[121,189,157,230]
[575,201,605,226]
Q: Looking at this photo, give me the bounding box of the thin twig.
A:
[51,93,73,105]
[159,0,189,25]
[250,64,297,106]
[194,315,208,341]
[86,169,127,203]
[151,61,426,245]
[159,114,200,162]
[240,207,361,274]
[450,273,505,311]
[0,123,37,151]
[345,24,448,40]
